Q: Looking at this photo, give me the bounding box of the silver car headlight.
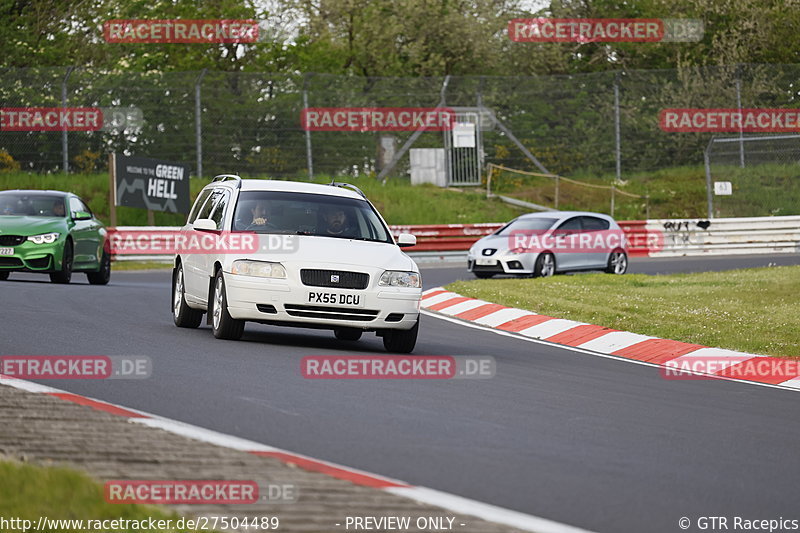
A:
[230,260,286,279]
[379,270,421,288]
[27,232,60,244]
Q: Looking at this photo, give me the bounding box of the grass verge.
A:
[0,459,185,532]
[111,261,172,271]
[446,266,800,358]
[0,173,523,227]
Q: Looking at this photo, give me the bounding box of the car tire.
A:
[87,250,111,285]
[0,272,9,281]
[49,239,73,284]
[211,271,244,340]
[382,316,419,354]
[173,264,203,328]
[334,328,363,341]
[533,252,555,278]
[605,249,628,275]
[473,271,494,279]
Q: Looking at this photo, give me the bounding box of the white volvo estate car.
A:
[172,176,422,353]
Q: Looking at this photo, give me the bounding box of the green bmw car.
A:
[0,190,110,285]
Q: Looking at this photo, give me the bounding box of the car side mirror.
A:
[192,218,217,232]
[72,211,92,221]
[397,233,416,248]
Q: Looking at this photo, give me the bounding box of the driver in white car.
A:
[321,206,355,237]
[249,201,272,227]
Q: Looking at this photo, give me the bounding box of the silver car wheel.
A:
[213,276,224,330]
[611,251,627,274]
[173,269,184,318]
[541,253,555,277]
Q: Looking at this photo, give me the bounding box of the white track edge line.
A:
[420,309,800,394]
[386,486,596,533]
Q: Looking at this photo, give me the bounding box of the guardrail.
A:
[108,216,800,262]
[632,216,800,257]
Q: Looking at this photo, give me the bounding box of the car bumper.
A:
[466,252,535,274]
[0,241,63,272]
[223,272,421,330]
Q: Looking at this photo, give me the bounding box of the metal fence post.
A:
[704,149,714,218]
[61,66,75,173]
[303,73,314,179]
[735,64,744,168]
[614,71,621,181]
[195,69,207,179]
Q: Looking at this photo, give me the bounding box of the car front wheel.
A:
[173,264,203,328]
[49,239,73,284]
[382,317,419,354]
[605,249,628,275]
[87,250,111,285]
[211,271,244,340]
[533,252,555,278]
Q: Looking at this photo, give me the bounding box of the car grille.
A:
[0,257,23,267]
[469,261,505,273]
[300,269,369,290]
[0,235,25,246]
[27,257,51,269]
[284,304,379,322]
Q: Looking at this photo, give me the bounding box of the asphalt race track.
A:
[2,253,799,533]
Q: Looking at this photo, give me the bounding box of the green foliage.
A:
[73,150,102,174]
[0,149,21,172]
[6,0,800,76]
[0,460,181,530]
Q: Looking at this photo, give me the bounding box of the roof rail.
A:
[329,181,367,199]
[212,174,242,188]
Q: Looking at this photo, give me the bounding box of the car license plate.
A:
[475,258,497,266]
[307,291,364,307]
[0,248,13,256]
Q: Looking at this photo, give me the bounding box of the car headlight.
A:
[379,270,421,288]
[230,260,286,278]
[27,232,60,244]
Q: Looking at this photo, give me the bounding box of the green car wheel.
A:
[49,239,73,284]
[87,250,111,285]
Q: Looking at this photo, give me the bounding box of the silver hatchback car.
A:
[467,211,628,278]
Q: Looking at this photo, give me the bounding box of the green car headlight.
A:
[27,232,60,245]
[379,270,421,288]
[230,260,286,279]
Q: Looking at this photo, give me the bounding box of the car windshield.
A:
[495,217,558,235]
[0,193,66,217]
[232,190,393,243]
